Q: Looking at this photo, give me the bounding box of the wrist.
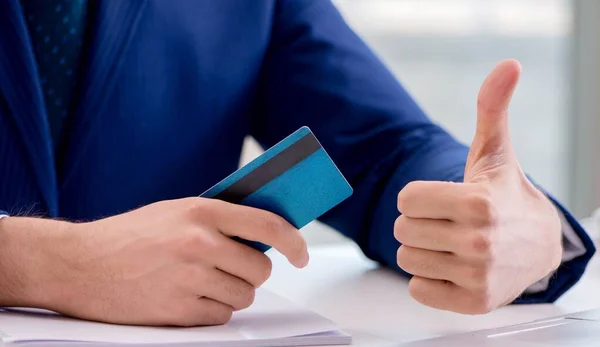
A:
[530,186,564,272]
[0,217,76,309]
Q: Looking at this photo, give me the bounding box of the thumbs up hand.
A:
[394,60,563,314]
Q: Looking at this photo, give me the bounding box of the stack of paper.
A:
[0,289,351,347]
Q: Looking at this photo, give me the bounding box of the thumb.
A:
[466,59,521,181]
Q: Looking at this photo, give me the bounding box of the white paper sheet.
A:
[0,289,347,346]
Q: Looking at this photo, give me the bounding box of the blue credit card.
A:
[200,126,353,252]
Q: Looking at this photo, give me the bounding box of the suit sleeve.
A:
[251,0,595,303]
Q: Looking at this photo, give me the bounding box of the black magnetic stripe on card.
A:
[213,133,321,204]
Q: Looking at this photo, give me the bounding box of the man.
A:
[0,0,595,327]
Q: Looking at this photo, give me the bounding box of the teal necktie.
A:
[21,0,89,148]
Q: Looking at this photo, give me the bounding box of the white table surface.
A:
[263,237,600,346]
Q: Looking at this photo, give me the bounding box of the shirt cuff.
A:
[524,205,588,294]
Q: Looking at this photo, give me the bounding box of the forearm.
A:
[0,216,72,308]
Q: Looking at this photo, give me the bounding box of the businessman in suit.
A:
[0,0,595,326]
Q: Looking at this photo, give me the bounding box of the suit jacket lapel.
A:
[0,0,58,215]
[60,0,148,190]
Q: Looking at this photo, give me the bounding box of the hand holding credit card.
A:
[200,127,353,252]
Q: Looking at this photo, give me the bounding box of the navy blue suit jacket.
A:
[0,0,595,303]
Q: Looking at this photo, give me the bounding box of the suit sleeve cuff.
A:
[514,195,596,303]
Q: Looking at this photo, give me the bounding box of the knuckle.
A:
[237,286,257,310]
[175,230,221,263]
[225,281,244,298]
[203,306,234,325]
[256,256,273,286]
[412,260,437,278]
[258,212,305,263]
[183,197,222,225]
[225,280,255,309]
[467,233,493,256]
[470,293,495,315]
[467,275,496,314]
[214,307,234,325]
[183,197,209,215]
[174,299,234,326]
[187,230,221,254]
[467,188,498,227]
[466,264,491,289]
[261,213,286,236]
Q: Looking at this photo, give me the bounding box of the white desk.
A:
[263,241,600,346]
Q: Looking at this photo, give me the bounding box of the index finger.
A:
[397,181,488,223]
[205,199,309,268]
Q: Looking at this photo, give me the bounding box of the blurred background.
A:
[241,0,600,245]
